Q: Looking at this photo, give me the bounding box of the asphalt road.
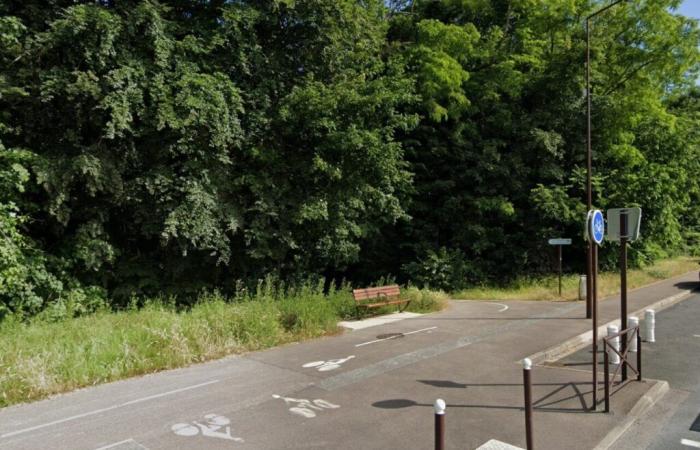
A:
[608,293,700,450]
[0,271,696,450]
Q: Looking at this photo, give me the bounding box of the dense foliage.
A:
[1,0,699,314]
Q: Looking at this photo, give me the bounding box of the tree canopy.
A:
[1,0,699,314]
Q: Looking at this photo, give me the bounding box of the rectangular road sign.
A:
[607,207,642,242]
[548,238,572,245]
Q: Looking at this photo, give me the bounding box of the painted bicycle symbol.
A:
[272,394,340,418]
[171,413,243,442]
[302,355,355,372]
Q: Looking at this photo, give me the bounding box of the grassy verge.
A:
[453,256,698,301]
[0,283,446,407]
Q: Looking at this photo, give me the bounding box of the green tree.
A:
[0,0,416,304]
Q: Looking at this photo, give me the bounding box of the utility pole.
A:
[585,0,629,411]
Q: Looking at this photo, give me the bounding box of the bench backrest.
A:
[352,285,401,302]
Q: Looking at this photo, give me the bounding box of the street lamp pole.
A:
[585,0,628,411]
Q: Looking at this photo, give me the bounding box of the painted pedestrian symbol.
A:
[302,355,355,372]
[272,394,340,418]
[171,414,243,442]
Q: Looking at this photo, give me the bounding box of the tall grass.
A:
[0,280,447,407]
[453,256,698,301]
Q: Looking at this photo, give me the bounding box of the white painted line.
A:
[354,327,437,347]
[94,438,148,450]
[1,380,220,439]
[693,335,700,338]
[94,439,136,450]
[682,438,700,448]
[402,326,438,336]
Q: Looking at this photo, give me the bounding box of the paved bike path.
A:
[0,271,695,450]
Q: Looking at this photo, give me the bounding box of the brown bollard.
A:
[434,399,445,450]
[523,358,534,450]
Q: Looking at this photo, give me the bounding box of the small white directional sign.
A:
[548,238,572,246]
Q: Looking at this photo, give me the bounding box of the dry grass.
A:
[453,256,698,301]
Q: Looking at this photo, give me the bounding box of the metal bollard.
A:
[523,358,534,450]
[578,275,587,301]
[434,399,445,450]
[607,325,620,364]
[628,316,639,352]
[644,309,655,343]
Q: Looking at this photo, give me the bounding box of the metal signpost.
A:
[584,0,629,411]
[607,207,642,381]
[548,238,572,296]
[587,210,604,409]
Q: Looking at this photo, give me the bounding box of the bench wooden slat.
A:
[352,285,400,301]
[358,300,408,308]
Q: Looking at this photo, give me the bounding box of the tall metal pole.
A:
[585,0,628,411]
[586,17,598,410]
[620,213,628,381]
[592,243,598,409]
[586,18,593,321]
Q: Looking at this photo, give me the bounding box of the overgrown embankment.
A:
[0,283,447,408]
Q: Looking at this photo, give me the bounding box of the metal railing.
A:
[603,325,642,413]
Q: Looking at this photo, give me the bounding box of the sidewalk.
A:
[0,271,696,450]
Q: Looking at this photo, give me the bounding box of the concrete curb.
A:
[592,379,670,450]
[526,289,694,364]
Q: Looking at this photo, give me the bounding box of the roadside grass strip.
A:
[0,285,447,407]
[454,256,698,301]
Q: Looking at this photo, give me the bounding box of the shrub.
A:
[402,247,479,291]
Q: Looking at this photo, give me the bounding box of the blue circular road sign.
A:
[589,210,605,245]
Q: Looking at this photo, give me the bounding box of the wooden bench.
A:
[352,285,411,319]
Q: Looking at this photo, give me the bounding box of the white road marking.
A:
[272,395,340,418]
[354,327,438,347]
[402,326,438,336]
[1,380,220,439]
[302,355,355,372]
[94,439,137,450]
[693,335,700,338]
[682,438,700,448]
[476,439,523,450]
[172,414,243,442]
[494,303,509,312]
